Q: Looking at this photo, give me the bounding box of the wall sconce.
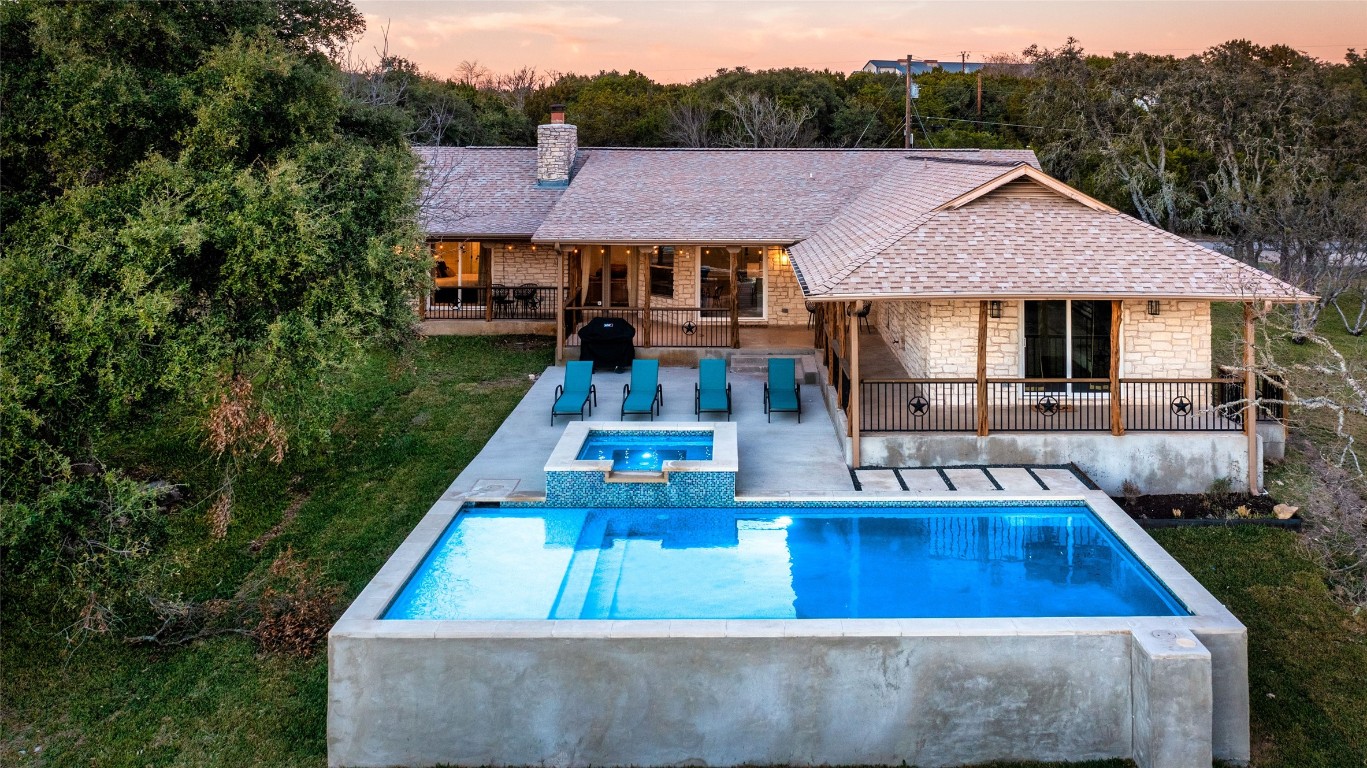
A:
[779,250,790,266]
[1147,300,1161,316]
[988,300,1002,318]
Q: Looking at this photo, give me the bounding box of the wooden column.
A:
[850,301,862,466]
[1110,299,1124,436]
[976,300,989,436]
[554,248,566,363]
[728,247,741,348]
[1244,302,1259,494]
[641,249,652,348]
[483,245,494,323]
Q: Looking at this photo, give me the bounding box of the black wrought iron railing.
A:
[860,377,1252,433]
[425,285,557,321]
[1122,379,1242,432]
[861,379,977,432]
[563,306,732,348]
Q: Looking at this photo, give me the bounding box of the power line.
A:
[919,115,1361,153]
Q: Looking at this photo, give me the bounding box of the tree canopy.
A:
[1,0,427,634]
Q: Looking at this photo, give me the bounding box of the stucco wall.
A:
[875,299,1211,380]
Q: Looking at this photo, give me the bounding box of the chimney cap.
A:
[550,103,566,124]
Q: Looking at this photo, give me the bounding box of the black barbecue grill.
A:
[576,317,636,372]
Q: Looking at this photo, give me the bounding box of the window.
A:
[432,240,481,286]
[1023,300,1112,393]
[699,246,766,319]
[649,246,675,299]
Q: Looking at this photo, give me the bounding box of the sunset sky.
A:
[350,1,1365,83]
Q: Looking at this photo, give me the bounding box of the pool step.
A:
[852,464,1097,494]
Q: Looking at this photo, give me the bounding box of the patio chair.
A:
[853,301,872,333]
[551,361,597,424]
[621,359,663,420]
[695,358,732,421]
[491,284,516,317]
[763,358,801,423]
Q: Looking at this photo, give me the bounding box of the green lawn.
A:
[4,335,1365,767]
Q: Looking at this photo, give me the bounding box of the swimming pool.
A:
[575,431,714,472]
[332,492,1248,768]
[383,505,1187,620]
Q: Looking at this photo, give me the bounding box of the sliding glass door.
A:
[1023,300,1111,393]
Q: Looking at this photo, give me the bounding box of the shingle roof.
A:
[531,148,1037,244]
[794,166,1312,302]
[415,147,584,238]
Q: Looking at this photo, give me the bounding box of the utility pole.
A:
[977,70,983,117]
[960,51,970,73]
[903,53,913,149]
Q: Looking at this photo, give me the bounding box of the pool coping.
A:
[335,489,1243,639]
[545,421,739,476]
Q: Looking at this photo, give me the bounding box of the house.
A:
[860,58,985,75]
[415,106,1312,494]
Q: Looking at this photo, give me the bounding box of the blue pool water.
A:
[576,431,714,472]
[384,505,1188,620]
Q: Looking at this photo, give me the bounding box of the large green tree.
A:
[1,1,427,635]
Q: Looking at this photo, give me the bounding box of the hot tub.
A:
[543,421,738,506]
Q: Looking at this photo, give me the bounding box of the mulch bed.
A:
[1111,493,1302,530]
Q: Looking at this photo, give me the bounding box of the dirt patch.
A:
[1112,492,1282,520]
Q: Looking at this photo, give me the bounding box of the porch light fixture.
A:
[779,250,790,266]
[988,300,1002,318]
[1147,300,1161,316]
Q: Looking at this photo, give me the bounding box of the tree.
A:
[1,1,425,639]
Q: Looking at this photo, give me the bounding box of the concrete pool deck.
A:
[446,359,856,501]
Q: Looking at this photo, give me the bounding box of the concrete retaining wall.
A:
[330,627,1214,768]
[857,432,1260,496]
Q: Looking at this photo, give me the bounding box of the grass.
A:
[1154,527,1367,767]
[4,333,1366,767]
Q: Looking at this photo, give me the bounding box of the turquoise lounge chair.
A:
[763,358,801,423]
[551,361,597,424]
[694,358,731,421]
[621,359,663,420]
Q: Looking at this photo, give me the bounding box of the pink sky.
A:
[351,1,1365,83]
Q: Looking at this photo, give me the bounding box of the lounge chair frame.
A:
[621,360,663,420]
[763,358,802,423]
[551,361,598,424]
[694,359,732,421]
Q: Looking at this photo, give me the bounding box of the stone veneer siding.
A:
[1121,300,1211,379]
[491,243,563,286]
[536,124,577,185]
[875,299,1210,379]
[766,248,808,325]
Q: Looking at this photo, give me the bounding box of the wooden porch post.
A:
[850,301,862,466]
[976,300,989,436]
[642,249,652,348]
[1110,299,1124,436]
[1244,302,1259,494]
[483,243,494,323]
[727,246,741,348]
[554,248,566,363]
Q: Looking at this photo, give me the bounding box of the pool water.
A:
[384,505,1188,620]
[576,431,714,472]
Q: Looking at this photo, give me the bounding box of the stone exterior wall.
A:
[876,299,1020,378]
[874,299,1211,379]
[1121,300,1212,379]
[766,248,808,325]
[491,243,562,286]
[536,124,577,185]
[633,246,700,310]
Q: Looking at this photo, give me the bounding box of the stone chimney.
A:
[537,104,577,187]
